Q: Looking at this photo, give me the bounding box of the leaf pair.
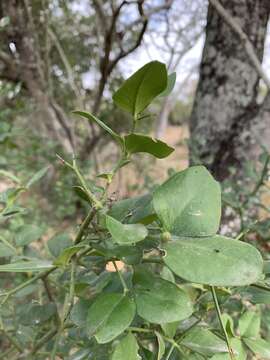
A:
[153,166,264,286]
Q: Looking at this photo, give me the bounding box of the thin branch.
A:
[209,0,270,90]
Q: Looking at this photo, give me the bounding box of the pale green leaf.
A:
[112,333,140,360]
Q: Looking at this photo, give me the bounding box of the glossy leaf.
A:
[133,268,193,324]
[112,333,140,360]
[180,327,228,356]
[244,337,270,358]
[106,215,148,245]
[113,61,167,116]
[87,293,135,343]
[163,235,263,286]
[15,224,44,246]
[124,133,174,159]
[0,260,53,272]
[159,72,176,97]
[153,166,221,236]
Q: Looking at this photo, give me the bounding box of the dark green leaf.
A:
[106,215,148,245]
[153,166,221,236]
[124,133,174,159]
[112,333,140,360]
[87,293,136,343]
[70,298,92,327]
[133,267,193,324]
[19,303,56,326]
[113,61,167,116]
[163,235,263,286]
[47,233,73,258]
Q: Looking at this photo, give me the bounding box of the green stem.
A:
[74,208,96,244]
[113,261,128,294]
[251,283,270,292]
[210,286,234,360]
[165,344,175,360]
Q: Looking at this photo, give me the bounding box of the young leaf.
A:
[153,166,221,237]
[112,333,140,360]
[73,111,123,146]
[124,133,174,159]
[159,72,176,97]
[163,235,263,286]
[113,61,167,116]
[0,260,53,272]
[87,293,135,344]
[15,224,44,247]
[243,337,270,358]
[180,327,228,356]
[106,215,148,245]
[133,267,193,324]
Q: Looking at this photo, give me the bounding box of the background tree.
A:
[189,0,270,181]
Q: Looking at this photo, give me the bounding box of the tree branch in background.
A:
[209,0,270,91]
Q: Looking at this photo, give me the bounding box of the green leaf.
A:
[221,314,234,338]
[73,111,123,146]
[0,242,16,257]
[210,338,246,360]
[124,133,174,159]
[70,298,92,327]
[159,72,176,97]
[19,303,56,326]
[87,293,135,343]
[155,332,165,360]
[0,260,53,272]
[47,233,73,258]
[25,166,49,188]
[163,235,263,286]
[153,166,221,237]
[112,333,140,360]
[264,260,270,274]
[161,321,179,338]
[106,215,148,245]
[243,337,270,358]
[180,327,228,356]
[108,193,156,225]
[133,267,193,324]
[15,224,44,247]
[113,61,167,116]
[238,310,260,339]
[54,245,84,266]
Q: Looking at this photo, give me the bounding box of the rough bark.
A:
[189,0,270,181]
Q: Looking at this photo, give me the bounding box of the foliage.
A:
[0,61,270,360]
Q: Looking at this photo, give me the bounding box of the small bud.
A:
[161,231,171,242]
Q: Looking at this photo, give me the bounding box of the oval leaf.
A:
[153,166,221,237]
[106,215,148,245]
[163,236,263,286]
[133,268,193,324]
[113,61,167,116]
[87,293,135,344]
[159,72,176,97]
[180,327,228,356]
[112,333,140,360]
[124,133,174,159]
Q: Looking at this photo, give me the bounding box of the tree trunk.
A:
[189,0,270,181]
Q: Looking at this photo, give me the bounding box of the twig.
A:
[209,0,270,91]
[210,286,234,360]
